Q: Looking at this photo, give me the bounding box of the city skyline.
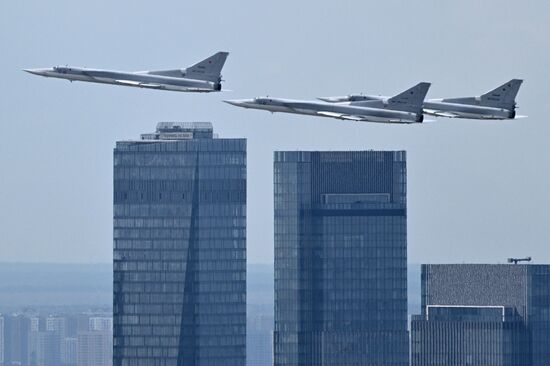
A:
[2,0,550,265]
[3,1,549,365]
[0,311,113,366]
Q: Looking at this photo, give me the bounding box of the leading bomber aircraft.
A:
[24,52,229,93]
[319,79,525,120]
[225,82,431,124]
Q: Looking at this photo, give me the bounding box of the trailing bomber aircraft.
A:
[225,82,431,124]
[24,52,229,93]
[318,79,525,120]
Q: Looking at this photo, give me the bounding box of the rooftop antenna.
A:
[507,257,532,264]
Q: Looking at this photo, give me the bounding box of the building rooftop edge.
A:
[421,263,548,266]
[273,150,406,153]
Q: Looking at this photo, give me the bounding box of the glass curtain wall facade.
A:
[529,266,550,365]
[411,264,550,366]
[273,151,409,366]
[411,307,529,365]
[113,122,246,366]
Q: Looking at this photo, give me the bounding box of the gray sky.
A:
[1,0,549,264]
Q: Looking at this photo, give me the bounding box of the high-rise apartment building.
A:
[45,316,67,366]
[88,318,112,332]
[411,264,550,365]
[77,332,112,366]
[0,315,4,366]
[29,331,60,366]
[113,122,246,366]
[3,314,31,366]
[64,338,77,366]
[273,151,409,365]
[247,314,273,366]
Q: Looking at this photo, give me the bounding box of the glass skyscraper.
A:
[113,122,246,366]
[273,151,409,366]
[411,264,550,366]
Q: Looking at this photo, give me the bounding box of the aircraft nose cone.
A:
[23,68,46,76]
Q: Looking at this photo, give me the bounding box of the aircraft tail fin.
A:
[442,79,523,110]
[480,79,523,109]
[386,82,431,113]
[185,52,229,82]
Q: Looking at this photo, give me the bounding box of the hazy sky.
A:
[1,0,549,264]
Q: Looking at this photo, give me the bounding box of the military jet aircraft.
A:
[318,79,525,120]
[225,82,431,124]
[24,52,229,93]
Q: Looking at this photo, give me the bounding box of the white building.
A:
[88,317,112,332]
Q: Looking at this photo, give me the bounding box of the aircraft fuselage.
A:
[24,67,219,92]
[225,98,422,124]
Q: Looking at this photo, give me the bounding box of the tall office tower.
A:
[113,122,246,366]
[273,151,409,366]
[411,264,550,366]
